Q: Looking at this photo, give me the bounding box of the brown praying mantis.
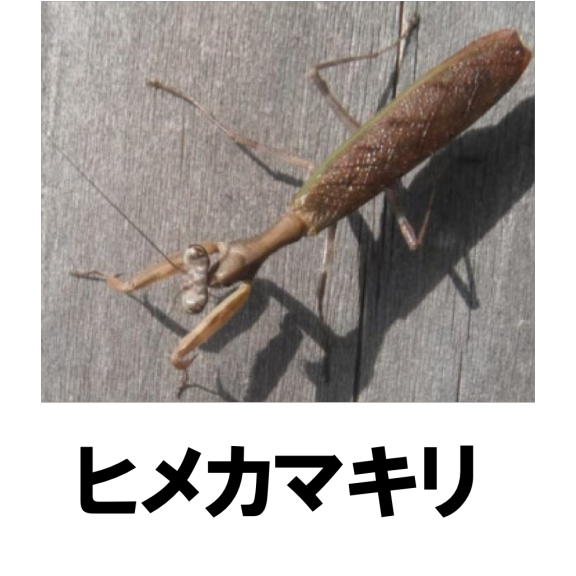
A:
[69,23,531,379]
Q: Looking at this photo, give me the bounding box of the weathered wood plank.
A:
[42,2,534,402]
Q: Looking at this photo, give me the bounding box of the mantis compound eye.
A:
[181,244,210,313]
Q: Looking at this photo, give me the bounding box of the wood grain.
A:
[42,2,534,402]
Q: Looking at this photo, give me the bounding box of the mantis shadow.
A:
[195,96,534,401]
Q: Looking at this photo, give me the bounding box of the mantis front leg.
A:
[171,281,252,370]
[71,243,220,293]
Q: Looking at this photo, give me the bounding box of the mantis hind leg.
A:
[307,14,419,316]
[384,185,437,251]
[306,13,419,132]
[316,223,337,324]
[383,157,451,250]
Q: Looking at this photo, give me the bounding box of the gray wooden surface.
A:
[42,2,535,402]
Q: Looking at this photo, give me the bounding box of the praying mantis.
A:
[71,23,531,378]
